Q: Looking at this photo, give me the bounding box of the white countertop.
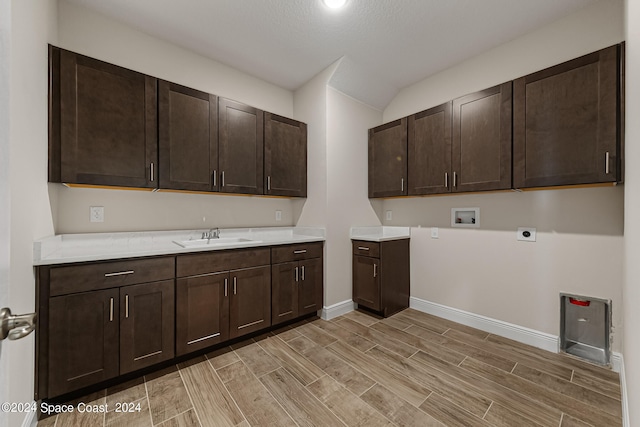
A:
[34,227,325,265]
[350,226,411,242]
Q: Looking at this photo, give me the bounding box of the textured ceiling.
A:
[64,0,598,110]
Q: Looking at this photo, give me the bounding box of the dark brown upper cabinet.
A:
[49,46,158,188]
[408,102,452,195]
[368,118,408,198]
[513,45,621,188]
[452,82,512,193]
[159,81,218,192]
[218,98,264,195]
[264,113,307,197]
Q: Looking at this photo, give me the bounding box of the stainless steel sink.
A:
[172,237,260,248]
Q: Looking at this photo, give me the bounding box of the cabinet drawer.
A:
[271,242,323,263]
[177,248,270,278]
[352,241,380,258]
[50,257,175,297]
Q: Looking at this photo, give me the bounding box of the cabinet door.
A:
[176,272,229,356]
[513,46,620,188]
[352,256,380,311]
[271,261,298,325]
[368,118,408,198]
[264,113,307,197]
[48,288,119,397]
[120,280,175,374]
[219,98,264,194]
[159,81,218,191]
[298,258,323,316]
[56,48,157,188]
[452,83,512,192]
[229,266,271,339]
[408,102,452,195]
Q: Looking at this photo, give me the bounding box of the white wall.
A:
[325,87,381,306]
[381,0,625,350]
[6,1,58,426]
[624,0,639,423]
[54,1,296,234]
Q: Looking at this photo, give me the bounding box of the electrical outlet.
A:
[431,227,439,239]
[275,210,282,221]
[385,210,392,221]
[517,227,536,242]
[90,206,104,223]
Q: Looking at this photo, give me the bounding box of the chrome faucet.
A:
[202,228,220,242]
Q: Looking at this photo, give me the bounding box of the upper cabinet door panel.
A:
[264,113,307,197]
[159,81,218,192]
[514,45,620,188]
[58,49,157,188]
[218,98,264,195]
[408,102,452,195]
[368,118,408,198]
[452,82,512,193]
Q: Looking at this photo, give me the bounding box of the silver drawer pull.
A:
[295,267,299,282]
[125,294,129,318]
[301,265,305,281]
[357,247,370,251]
[373,263,377,278]
[105,270,134,277]
[109,298,114,322]
[293,250,307,254]
[605,152,610,174]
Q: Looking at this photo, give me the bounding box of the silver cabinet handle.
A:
[453,172,457,188]
[373,263,377,278]
[294,249,307,254]
[401,178,404,192]
[267,175,271,191]
[357,247,370,251]
[125,295,129,318]
[221,171,225,187]
[105,270,134,277]
[109,298,114,322]
[233,276,237,295]
[445,172,448,188]
[605,152,610,174]
[295,266,299,282]
[301,265,305,281]
[224,278,228,297]
[213,170,217,187]
[150,162,154,182]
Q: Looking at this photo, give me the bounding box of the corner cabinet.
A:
[271,243,323,325]
[264,113,307,197]
[368,118,408,198]
[513,45,622,188]
[48,46,158,188]
[352,239,409,317]
[158,81,218,192]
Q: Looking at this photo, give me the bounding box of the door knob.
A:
[0,307,37,340]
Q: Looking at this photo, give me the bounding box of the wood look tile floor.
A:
[37,309,622,427]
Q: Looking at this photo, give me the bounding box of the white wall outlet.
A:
[431,227,439,239]
[275,210,282,221]
[385,210,392,221]
[517,227,536,242]
[90,206,104,223]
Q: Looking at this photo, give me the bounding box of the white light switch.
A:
[90,206,104,223]
[275,210,282,221]
[385,210,392,221]
[431,227,439,239]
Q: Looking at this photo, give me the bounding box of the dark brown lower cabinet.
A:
[48,288,119,398]
[352,239,410,317]
[271,243,323,326]
[229,266,271,339]
[176,272,229,356]
[120,280,175,374]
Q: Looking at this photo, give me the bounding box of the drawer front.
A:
[271,242,323,263]
[177,248,271,278]
[50,257,175,297]
[352,240,380,258]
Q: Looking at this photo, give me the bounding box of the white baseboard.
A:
[618,353,630,427]
[410,297,559,353]
[22,403,36,427]
[322,300,355,320]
